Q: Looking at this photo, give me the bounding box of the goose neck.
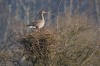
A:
[41,13,45,22]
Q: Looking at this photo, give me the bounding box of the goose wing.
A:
[26,20,42,26]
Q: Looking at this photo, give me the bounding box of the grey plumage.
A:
[26,10,46,29]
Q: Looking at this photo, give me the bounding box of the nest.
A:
[20,29,58,61]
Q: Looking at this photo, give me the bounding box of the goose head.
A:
[38,10,46,20]
[39,10,46,15]
[41,11,46,14]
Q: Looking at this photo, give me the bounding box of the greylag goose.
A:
[26,10,46,29]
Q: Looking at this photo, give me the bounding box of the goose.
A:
[26,10,46,29]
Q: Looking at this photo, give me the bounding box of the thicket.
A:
[0,13,99,66]
[19,14,100,66]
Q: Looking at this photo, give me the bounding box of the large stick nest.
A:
[20,29,58,60]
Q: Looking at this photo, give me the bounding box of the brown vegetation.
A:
[0,13,100,66]
[20,28,58,66]
[18,14,100,66]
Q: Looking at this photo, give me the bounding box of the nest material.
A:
[20,29,58,61]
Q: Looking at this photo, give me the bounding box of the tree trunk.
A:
[70,0,73,15]
[95,0,100,25]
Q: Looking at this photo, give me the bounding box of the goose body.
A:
[27,11,46,29]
